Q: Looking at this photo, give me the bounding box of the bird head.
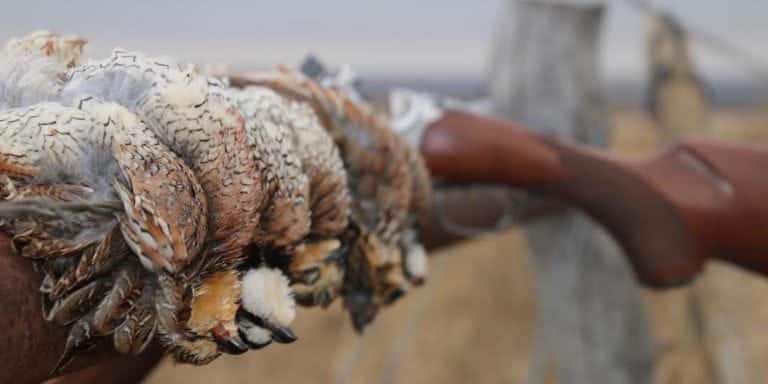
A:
[169,269,249,363]
[343,229,409,332]
[362,232,409,305]
[289,239,346,307]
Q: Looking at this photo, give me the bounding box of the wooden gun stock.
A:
[423,110,768,287]
[0,236,160,384]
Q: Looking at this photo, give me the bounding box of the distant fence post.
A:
[487,2,655,383]
[646,12,763,384]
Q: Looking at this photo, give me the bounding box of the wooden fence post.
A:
[646,11,766,384]
[487,2,655,383]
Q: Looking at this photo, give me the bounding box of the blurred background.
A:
[3,0,767,104]
[14,0,768,383]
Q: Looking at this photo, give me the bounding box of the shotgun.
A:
[423,110,768,287]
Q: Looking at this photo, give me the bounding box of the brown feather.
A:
[92,264,143,334]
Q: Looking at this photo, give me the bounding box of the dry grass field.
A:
[145,107,768,384]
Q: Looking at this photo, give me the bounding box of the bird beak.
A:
[212,324,249,355]
[316,289,334,308]
[350,310,376,333]
[270,325,298,344]
[344,291,379,333]
[383,287,406,305]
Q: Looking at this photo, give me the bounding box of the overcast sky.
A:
[1,1,765,82]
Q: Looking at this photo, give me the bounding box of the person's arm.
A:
[422,110,768,287]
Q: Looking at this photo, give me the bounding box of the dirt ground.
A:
[147,230,536,384]
[145,107,768,384]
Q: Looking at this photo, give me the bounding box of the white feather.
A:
[405,244,428,280]
[240,267,296,327]
[61,58,153,109]
[241,324,271,346]
[0,53,64,109]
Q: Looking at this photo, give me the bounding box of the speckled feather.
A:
[62,50,262,362]
[283,95,350,239]
[231,85,351,308]
[0,98,210,366]
[231,68,413,245]
[229,86,311,249]
[229,69,423,329]
[64,50,262,269]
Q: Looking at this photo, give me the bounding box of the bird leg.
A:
[186,270,246,355]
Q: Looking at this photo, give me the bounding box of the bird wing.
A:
[284,94,351,239]
[233,86,312,249]
[98,102,208,275]
[234,68,413,245]
[66,50,262,270]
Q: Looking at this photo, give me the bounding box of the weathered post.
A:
[643,11,714,384]
[487,1,654,382]
[646,11,764,384]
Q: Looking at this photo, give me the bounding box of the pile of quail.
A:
[0,31,431,370]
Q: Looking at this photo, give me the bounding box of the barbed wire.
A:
[623,0,653,13]
[623,0,768,90]
[687,28,768,86]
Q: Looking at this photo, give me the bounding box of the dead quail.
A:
[61,50,303,362]
[297,58,432,286]
[0,99,209,370]
[0,35,267,365]
[229,85,351,309]
[0,38,254,365]
[2,31,432,365]
[226,68,422,331]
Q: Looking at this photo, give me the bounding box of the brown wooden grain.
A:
[422,110,768,287]
[0,233,69,384]
[0,233,128,384]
